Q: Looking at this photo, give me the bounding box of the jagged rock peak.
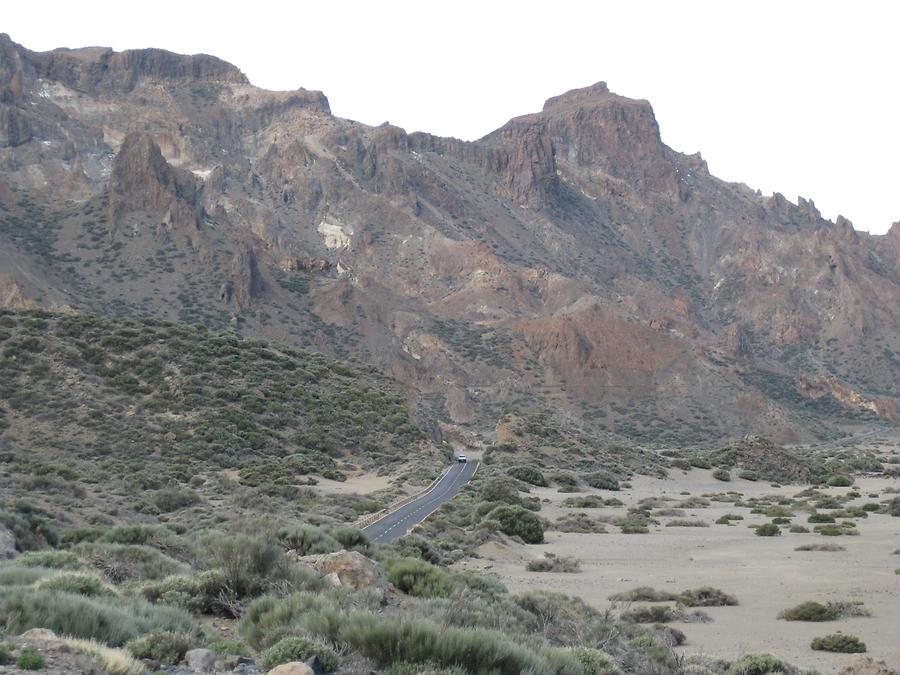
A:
[542,81,616,110]
[0,33,248,95]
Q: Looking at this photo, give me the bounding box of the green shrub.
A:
[889,497,900,517]
[385,558,454,598]
[16,648,45,670]
[808,512,835,523]
[485,506,543,544]
[526,553,580,573]
[0,566,57,585]
[125,631,194,664]
[570,647,622,675]
[622,605,676,623]
[712,468,731,482]
[738,470,758,481]
[779,601,840,621]
[151,487,200,512]
[0,587,197,646]
[754,523,780,537]
[208,639,250,657]
[726,653,794,675]
[814,524,845,536]
[827,475,853,487]
[584,472,620,491]
[259,635,339,671]
[34,572,117,598]
[479,478,523,505]
[74,543,184,581]
[201,534,284,598]
[277,525,341,556]
[0,642,12,665]
[609,587,678,602]
[330,527,369,552]
[507,466,548,487]
[140,570,231,615]
[337,613,553,675]
[789,525,809,533]
[12,550,84,570]
[810,633,866,653]
[678,587,737,607]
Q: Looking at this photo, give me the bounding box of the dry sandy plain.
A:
[453,462,900,674]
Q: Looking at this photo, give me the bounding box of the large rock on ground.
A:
[298,549,389,595]
[267,663,315,675]
[0,523,18,559]
[184,647,217,673]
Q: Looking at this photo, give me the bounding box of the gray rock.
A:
[184,647,217,673]
[0,523,18,560]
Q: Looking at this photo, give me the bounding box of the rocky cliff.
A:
[0,34,897,445]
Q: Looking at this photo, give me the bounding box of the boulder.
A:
[299,550,389,596]
[267,663,315,675]
[19,628,60,643]
[184,647,217,673]
[0,523,17,559]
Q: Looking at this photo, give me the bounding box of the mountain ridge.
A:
[0,34,897,446]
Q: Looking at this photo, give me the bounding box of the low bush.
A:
[12,550,84,570]
[555,513,605,534]
[385,558,454,598]
[712,468,731,482]
[277,525,341,556]
[16,648,45,670]
[570,647,622,675]
[789,525,809,533]
[201,534,285,598]
[74,543,184,582]
[754,523,780,537]
[0,642,11,665]
[678,587,737,607]
[507,466,548,487]
[34,572,118,598]
[716,513,744,525]
[125,631,194,664]
[526,553,580,573]
[0,566,57,585]
[140,570,232,615]
[738,470,758,481]
[665,519,708,528]
[208,639,251,657]
[485,506,543,544]
[826,475,853,487]
[795,543,844,552]
[584,472,620,491]
[258,635,339,671]
[0,587,197,646]
[61,638,143,675]
[808,512,835,524]
[779,601,839,622]
[151,487,200,513]
[726,653,796,675]
[609,587,677,602]
[814,524,845,536]
[810,634,866,653]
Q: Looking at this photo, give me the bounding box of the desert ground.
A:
[453,453,900,673]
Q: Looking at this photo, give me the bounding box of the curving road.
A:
[363,460,479,543]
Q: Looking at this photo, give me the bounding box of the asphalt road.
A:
[362,460,479,543]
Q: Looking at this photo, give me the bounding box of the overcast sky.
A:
[5,1,897,233]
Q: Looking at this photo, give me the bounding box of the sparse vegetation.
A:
[810,633,866,653]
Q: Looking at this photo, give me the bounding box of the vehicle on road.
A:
[457,454,467,463]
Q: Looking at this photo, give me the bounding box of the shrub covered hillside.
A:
[0,309,430,531]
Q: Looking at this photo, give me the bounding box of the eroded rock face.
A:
[0,34,897,443]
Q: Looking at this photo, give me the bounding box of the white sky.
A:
[5,0,898,233]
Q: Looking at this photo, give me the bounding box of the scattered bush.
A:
[0,587,197,646]
[61,638,143,675]
[16,648,45,670]
[678,587,737,607]
[34,572,117,598]
[208,639,251,657]
[0,642,11,665]
[665,519,708,528]
[810,634,866,653]
[754,523,780,537]
[151,487,200,513]
[277,525,340,556]
[826,475,853,487]
[201,534,285,598]
[125,631,194,664]
[526,553,580,573]
[808,512,835,524]
[609,587,678,602]
[584,472,620,491]
[712,469,731,482]
[726,653,795,675]
[795,543,844,552]
[779,601,839,622]
[259,635,339,671]
[385,558,454,598]
[485,506,543,544]
[570,647,622,675]
[507,466,547,487]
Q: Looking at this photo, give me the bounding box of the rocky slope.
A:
[1,34,898,445]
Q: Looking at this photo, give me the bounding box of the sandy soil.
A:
[312,472,396,496]
[455,466,900,674]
